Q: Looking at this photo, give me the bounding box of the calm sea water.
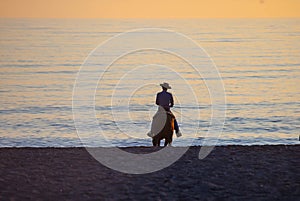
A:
[0,18,299,147]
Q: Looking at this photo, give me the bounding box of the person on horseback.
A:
[156,82,182,137]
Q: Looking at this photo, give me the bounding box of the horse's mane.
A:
[166,111,175,119]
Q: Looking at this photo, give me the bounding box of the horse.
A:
[152,111,175,147]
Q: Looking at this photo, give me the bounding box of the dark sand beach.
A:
[0,145,299,200]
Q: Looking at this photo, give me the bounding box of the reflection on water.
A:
[0,18,299,147]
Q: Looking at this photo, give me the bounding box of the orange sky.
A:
[0,0,299,18]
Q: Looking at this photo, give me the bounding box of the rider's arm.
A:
[156,93,160,106]
[170,93,174,108]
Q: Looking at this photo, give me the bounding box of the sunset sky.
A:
[0,0,299,18]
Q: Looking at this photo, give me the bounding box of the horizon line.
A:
[1,16,300,20]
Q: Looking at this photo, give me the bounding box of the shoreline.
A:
[0,144,299,147]
[0,143,299,149]
[0,145,299,200]
[1,136,299,148]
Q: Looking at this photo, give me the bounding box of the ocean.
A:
[0,18,299,147]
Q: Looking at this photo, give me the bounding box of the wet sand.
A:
[0,145,299,200]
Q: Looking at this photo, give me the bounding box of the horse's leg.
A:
[152,137,158,146]
[153,135,163,147]
[157,139,161,147]
[153,133,164,146]
[164,138,170,146]
[164,138,168,146]
[165,132,173,146]
[169,133,173,146]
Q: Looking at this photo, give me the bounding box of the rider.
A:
[156,82,182,137]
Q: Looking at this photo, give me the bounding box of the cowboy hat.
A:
[160,82,171,89]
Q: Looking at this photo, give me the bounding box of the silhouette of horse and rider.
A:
[148,82,182,146]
